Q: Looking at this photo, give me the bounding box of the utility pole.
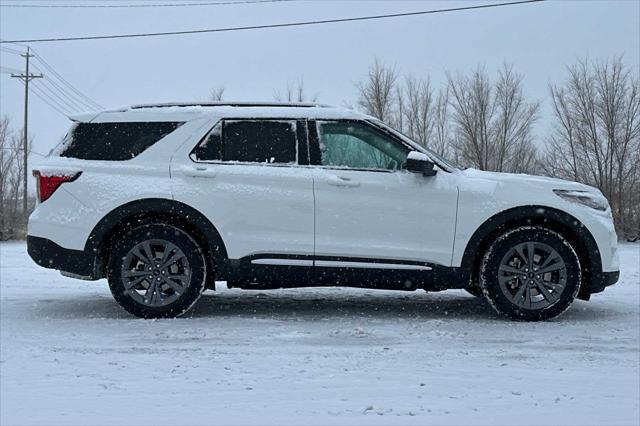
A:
[11,46,42,219]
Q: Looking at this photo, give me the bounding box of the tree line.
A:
[0,116,33,240]
[353,57,639,236]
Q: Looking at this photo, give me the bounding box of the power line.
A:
[30,62,98,110]
[29,82,74,116]
[0,0,290,8]
[17,77,73,117]
[0,39,29,48]
[0,65,24,74]
[0,45,24,55]
[3,46,103,114]
[0,0,544,44]
[31,78,83,113]
[30,50,103,109]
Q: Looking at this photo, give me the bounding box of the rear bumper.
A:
[27,235,99,280]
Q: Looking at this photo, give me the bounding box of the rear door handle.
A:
[326,175,360,187]
[180,165,216,178]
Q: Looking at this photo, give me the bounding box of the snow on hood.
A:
[461,168,599,193]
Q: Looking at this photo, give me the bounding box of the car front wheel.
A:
[479,226,581,321]
[107,224,207,318]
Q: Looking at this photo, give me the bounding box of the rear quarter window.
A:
[59,121,183,161]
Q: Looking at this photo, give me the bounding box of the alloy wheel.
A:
[497,241,567,310]
[121,239,191,307]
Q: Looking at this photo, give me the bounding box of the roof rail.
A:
[130,101,330,109]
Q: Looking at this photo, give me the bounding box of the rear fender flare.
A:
[86,198,229,278]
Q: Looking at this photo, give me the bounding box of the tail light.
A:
[33,170,82,202]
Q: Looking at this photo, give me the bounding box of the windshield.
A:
[367,119,460,171]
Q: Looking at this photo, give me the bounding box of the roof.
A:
[69,101,372,123]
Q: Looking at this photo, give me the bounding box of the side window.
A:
[191,121,222,161]
[316,121,408,171]
[60,121,183,161]
[191,120,297,164]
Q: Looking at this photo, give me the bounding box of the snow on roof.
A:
[69,101,372,123]
[130,101,330,109]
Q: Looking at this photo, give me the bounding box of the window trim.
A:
[189,118,307,167]
[308,119,413,173]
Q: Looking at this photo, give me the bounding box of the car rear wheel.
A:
[107,224,207,318]
[479,226,581,321]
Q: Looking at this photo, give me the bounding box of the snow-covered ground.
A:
[1,241,638,425]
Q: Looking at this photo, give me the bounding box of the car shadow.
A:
[188,290,495,320]
[24,287,626,323]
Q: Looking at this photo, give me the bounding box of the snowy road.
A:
[1,241,639,425]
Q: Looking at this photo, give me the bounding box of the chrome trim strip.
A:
[314,260,432,271]
[251,258,314,267]
[250,258,431,270]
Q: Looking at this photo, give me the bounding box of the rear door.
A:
[171,118,315,270]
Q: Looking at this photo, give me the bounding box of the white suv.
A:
[27,102,620,320]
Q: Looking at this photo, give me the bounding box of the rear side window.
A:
[60,121,183,161]
[191,120,297,164]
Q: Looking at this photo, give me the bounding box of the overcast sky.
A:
[1,0,639,158]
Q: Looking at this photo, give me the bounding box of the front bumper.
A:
[27,235,99,280]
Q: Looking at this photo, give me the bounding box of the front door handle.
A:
[180,165,216,178]
[327,175,360,187]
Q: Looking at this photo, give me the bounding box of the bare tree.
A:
[355,60,458,161]
[401,75,435,147]
[274,78,318,102]
[0,116,33,240]
[357,59,399,123]
[447,67,496,170]
[493,64,540,172]
[209,86,225,101]
[430,87,454,158]
[545,84,580,180]
[542,57,640,232]
[447,64,539,172]
[395,75,455,158]
[0,116,16,236]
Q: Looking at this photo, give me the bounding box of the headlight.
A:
[553,189,608,211]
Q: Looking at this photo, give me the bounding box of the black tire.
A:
[479,226,581,321]
[107,223,207,318]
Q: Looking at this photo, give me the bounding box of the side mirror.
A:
[406,151,437,177]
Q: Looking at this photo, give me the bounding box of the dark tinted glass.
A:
[192,120,297,163]
[191,122,222,161]
[223,120,296,163]
[61,121,183,161]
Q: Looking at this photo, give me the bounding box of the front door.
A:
[310,120,458,271]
